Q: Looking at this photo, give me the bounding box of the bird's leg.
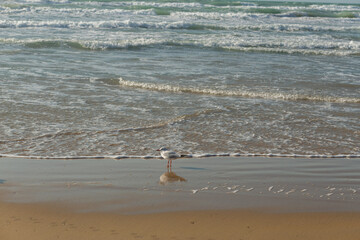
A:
[167,160,170,169]
[170,160,172,170]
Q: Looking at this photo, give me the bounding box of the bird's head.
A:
[156,147,168,152]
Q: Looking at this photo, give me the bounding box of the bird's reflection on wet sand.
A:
[159,170,186,185]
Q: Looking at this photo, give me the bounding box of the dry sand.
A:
[1,201,360,240]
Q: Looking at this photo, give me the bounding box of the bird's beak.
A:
[156,149,160,151]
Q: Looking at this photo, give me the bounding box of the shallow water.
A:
[1,0,359,158]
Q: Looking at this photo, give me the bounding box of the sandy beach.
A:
[1,201,360,240]
[1,156,360,239]
[2,0,360,238]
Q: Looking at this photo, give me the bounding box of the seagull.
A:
[156,147,180,169]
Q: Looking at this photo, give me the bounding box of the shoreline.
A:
[2,153,360,159]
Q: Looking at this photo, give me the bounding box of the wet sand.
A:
[1,156,359,213]
[1,156,360,239]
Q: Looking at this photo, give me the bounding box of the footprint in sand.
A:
[151,234,160,240]
[90,226,100,232]
[131,232,144,239]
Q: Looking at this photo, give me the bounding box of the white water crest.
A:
[2,20,360,33]
[118,79,360,103]
[3,34,358,56]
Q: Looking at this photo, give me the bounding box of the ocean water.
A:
[1,0,359,158]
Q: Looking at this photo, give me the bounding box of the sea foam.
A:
[2,20,359,33]
[4,36,357,56]
[118,79,360,103]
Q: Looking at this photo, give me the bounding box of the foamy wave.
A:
[170,11,261,20]
[2,37,359,56]
[241,24,360,33]
[2,19,359,33]
[2,1,359,20]
[277,11,359,19]
[233,47,359,57]
[0,6,155,16]
[1,153,359,160]
[71,1,203,8]
[79,39,167,50]
[118,79,360,103]
[171,10,359,20]
[0,38,167,50]
[0,20,203,30]
[22,0,69,3]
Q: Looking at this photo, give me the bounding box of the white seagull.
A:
[156,147,180,169]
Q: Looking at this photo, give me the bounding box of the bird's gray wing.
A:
[163,151,180,159]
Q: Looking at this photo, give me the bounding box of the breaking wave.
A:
[0,20,223,30]
[1,19,360,33]
[118,79,360,103]
[2,2,359,19]
[3,37,359,56]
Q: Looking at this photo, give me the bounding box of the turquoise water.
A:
[0,0,359,158]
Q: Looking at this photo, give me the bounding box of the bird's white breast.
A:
[161,151,180,160]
